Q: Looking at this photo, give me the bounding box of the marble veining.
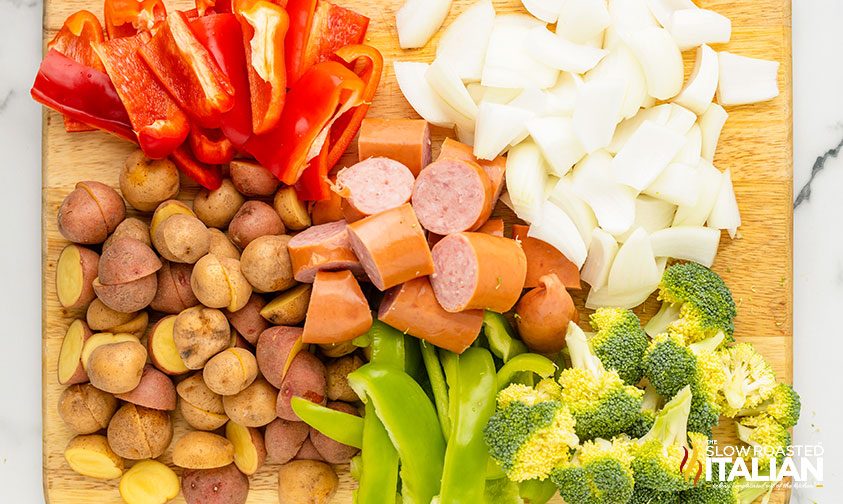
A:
[794,135,843,209]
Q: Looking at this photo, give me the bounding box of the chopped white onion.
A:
[571,151,637,235]
[556,0,611,45]
[396,0,453,49]
[614,195,676,242]
[643,162,699,207]
[585,45,648,120]
[548,176,598,247]
[482,15,559,89]
[527,27,608,74]
[436,0,496,82]
[674,45,719,115]
[699,103,728,161]
[505,140,548,221]
[665,104,697,136]
[707,168,741,238]
[612,120,686,190]
[644,0,695,28]
[527,116,586,177]
[586,282,657,309]
[522,0,564,23]
[624,27,684,100]
[394,61,457,128]
[673,159,722,226]
[608,227,660,295]
[528,200,589,268]
[471,86,522,105]
[604,0,657,49]
[426,60,478,119]
[717,52,780,106]
[507,88,553,146]
[474,102,536,160]
[650,226,721,266]
[673,124,702,165]
[545,72,583,116]
[608,104,672,154]
[667,8,731,50]
[581,228,619,292]
[573,78,627,153]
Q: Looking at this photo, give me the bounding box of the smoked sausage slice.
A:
[335,157,415,223]
[357,118,431,176]
[515,274,578,353]
[438,137,507,202]
[511,224,581,289]
[302,270,373,345]
[287,220,365,283]
[412,158,493,235]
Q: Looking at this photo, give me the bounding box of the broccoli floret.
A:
[626,381,661,439]
[644,303,681,338]
[736,414,791,467]
[552,437,636,504]
[681,462,777,504]
[658,262,737,344]
[589,308,650,385]
[734,383,801,428]
[642,333,696,398]
[629,484,680,504]
[718,343,777,417]
[632,387,708,493]
[558,323,644,441]
[484,380,579,482]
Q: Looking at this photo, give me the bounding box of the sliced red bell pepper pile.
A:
[170,144,224,190]
[189,126,235,164]
[295,138,331,200]
[103,0,166,38]
[196,0,232,16]
[93,35,190,159]
[139,11,235,128]
[47,10,107,132]
[234,0,289,135]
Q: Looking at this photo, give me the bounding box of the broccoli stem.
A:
[640,386,692,447]
[565,322,602,376]
[688,331,725,356]
[641,381,661,412]
[644,302,681,337]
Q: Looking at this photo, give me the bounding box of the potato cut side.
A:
[260,284,312,325]
[119,459,180,504]
[81,333,139,371]
[226,421,262,475]
[57,245,84,307]
[274,186,311,231]
[148,316,189,375]
[109,311,149,338]
[64,435,124,480]
[58,319,91,385]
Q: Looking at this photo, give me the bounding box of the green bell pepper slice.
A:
[483,311,528,362]
[290,397,363,449]
[496,353,557,390]
[366,319,423,379]
[421,341,451,438]
[355,401,400,504]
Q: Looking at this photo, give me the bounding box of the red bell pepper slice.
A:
[139,11,235,129]
[93,35,190,159]
[189,127,236,164]
[31,49,135,142]
[234,0,289,135]
[170,144,223,190]
[103,0,166,38]
[295,137,330,200]
[196,0,232,16]
[48,10,107,132]
[244,60,366,185]
[190,14,253,149]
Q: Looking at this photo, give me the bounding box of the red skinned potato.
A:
[225,294,268,345]
[293,437,325,461]
[114,365,177,411]
[228,201,285,249]
[302,270,372,345]
[92,273,158,313]
[515,274,578,353]
[58,181,126,244]
[310,402,360,464]
[151,261,199,314]
[276,351,327,421]
[230,160,280,197]
[264,418,310,465]
[256,326,305,389]
[56,244,99,310]
[57,319,93,386]
[102,218,151,254]
[182,464,249,504]
[97,237,162,286]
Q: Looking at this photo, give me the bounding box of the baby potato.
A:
[57,319,92,386]
[107,311,149,339]
[228,201,285,249]
[203,348,258,396]
[172,431,235,469]
[222,377,278,427]
[276,352,327,422]
[56,244,99,310]
[87,338,147,394]
[319,340,358,359]
[64,434,124,480]
[119,459,180,504]
[151,261,199,314]
[294,438,325,462]
[191,254,252,312]
[58,181,126,244]
[114,365,177,411]
[153,213,211,264]
[173,306,231,369]
[208,228,241,260]
[326,354,363,402]
[120,150,180,212]
[224,294,268,346]
[81,333,140,370]
[102,218,151,254]
[97,237,162,286]
[150,199,194,238]
[58,383,118,435]
[177,373,228,431]
[264,418,309,465]
[310,402,360,464]
[147,315,190,376]
[182,464,249,504]
[93,272,158,313]
[225,421,266,475]
[260,284,311,326]
[86,299,138,331]
[193,178,245,228]
[273,186,311,231]
[256,326,305,388]
[107,403,173,460]
[240,235,296,293]
[277,460,338,504]
[230,160,280,197]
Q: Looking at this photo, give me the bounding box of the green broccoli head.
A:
[718,343,777,417]
[559,323,644,441]
[680,462,777,504]
[658,262,737,344]
[484,380,578,482]
[736,414,791,467]
[643,333,696,398]
[589,308,650,385]
[735,383,801,428]
[629,484,680,504]
[552,437,636,504]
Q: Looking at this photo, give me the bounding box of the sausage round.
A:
[336,157,415,223]
[411,158,493,235]
[378,276,483,354]
[287,220,365,283]
[512,224,581,289]
[515,273,578,353]
[438,137,507,202]
[276,351,327,421]
[476,218,505,237]
[357,118,431,176]
[346,203,434,291]
[430,232,527,313]
[302,270,373,345]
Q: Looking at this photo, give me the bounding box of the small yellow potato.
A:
[173,306,230,369]
[86,338,147,394]
[177,373,229,431]
[203,348,258,396]
[260,284,311,325]
[193,178,245,228]
[108,311,149,339]
[119,459,180,504]
[273,186,311,231]
[64,434,124,480]
[191,254,252,311]
[277,460,338,504]
[86,299,138,331]
[326,354,364,402]
[150,200,194,239]
[208,228,241,260]
[225,421,266,475]
[102,218,151,254]
[81,332,140,371]
[56,244,99,310]
[107,404,173,460]
[239,235,296,293]
[147,316,190,376]
[153,213,211,264]
[120,150,180,212]
[222,377,278,427]
[318,340,358,359]
[57,319,92,385]
[58,383,118,435]
[172,431,235,469]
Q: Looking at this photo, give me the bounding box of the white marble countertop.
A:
[0,0,840,502]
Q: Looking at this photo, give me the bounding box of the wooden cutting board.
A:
[41,0,793,502]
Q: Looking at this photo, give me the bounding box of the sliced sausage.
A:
[276,351,327,421]
[309,401,360,464]
[379,276,483,354]
[438,137,507,202]
[265,418,310,465]
[476,218,505,237]
[511,224,581,289]
[430,232,527,313]
[515,274,578,353]
[412,158,493,235]
[346,203,434,291]
[256,326,304,389]
[302,270,373,344]
[335,157,416,223]
[358,118,431,176]
[287,220,365,283]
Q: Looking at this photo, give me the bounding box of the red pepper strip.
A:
[196,0,232,16]
[103,0,166,39]
[139,11,235,129]
[31,50,135,142]
[190,14,253,149]
[234,0,289,135]
[284,0,317,86]
[170,144,224,190]
[48,10,107,132]
[93,36,190,159]
[189,126,235,164]
[295,137,330,200]
[243,61,366,185]
[326,44,383,168]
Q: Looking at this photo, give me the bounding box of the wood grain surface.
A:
[41,0,793,502]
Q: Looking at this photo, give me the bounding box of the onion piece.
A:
[612,120,686,190]
[394,61,457,128]
[482,15,559,89]
[522,0,564,23]
[673,159,722,226]
[674,45,719,115]
[608,104,672,154]
[426,59,479,119]
[505,140,548,222]
[586,281,656,309]
[673,124,702,165]
[624,27,684,100]
[545,72,583,116]
[666,8,731,50]
[507,88,551,145]
[548,177,598,247]
[556,0,611,45]
[436,0,496,82]
[571,151,637,235]
[469,85,522,105]
[644,0,695,27]
[474,102,535,160]
[614,195,676,243]
[585,45,648,120]
[528,200,588,268]
[717,51,780,106]
[607,227,660,295]
[699,102,728,161]
[527,116,586,177]
[665,104,697,136]
[527,27,608,74]
[581,228,619,292]
[707,168,741,238]
[395,0,453,49]
[643,162,699,207]
[604,0,657,50]
[573,78,627,153]
[650,226,720,266]
[644,302,680,337]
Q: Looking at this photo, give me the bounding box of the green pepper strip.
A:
[290,397,363,449]
[519,478,559,504]
[421,341,451,438]
[348,364,446,504]
[496,353,557,391]
[367,319,406,367]
[482,311,528,363]
[439,348,497,504]
[355,401,399,504]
